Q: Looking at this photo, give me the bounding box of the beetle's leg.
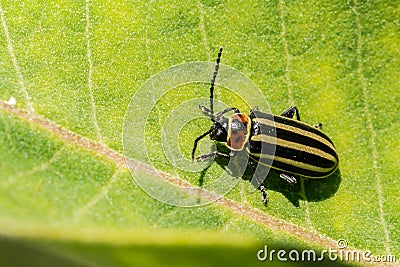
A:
[259,185,268,205]
[248,159,269,205]
[200,104,240,119]
[199,104,212,115]
[279,173,297,185]
[280,106,301,121]
[192,128,214,161]
[196,151,230,162]
[281,107,323,128]
[314,122,323,129]
[215,107,240,116]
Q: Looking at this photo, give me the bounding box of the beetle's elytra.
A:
[191,47,339,204]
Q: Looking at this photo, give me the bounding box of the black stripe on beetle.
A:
[248,111,338,178]
[191,47,339,205]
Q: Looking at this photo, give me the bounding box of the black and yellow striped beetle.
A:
[191,47,339,204]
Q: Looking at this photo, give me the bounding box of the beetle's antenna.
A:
[209,47,223,122]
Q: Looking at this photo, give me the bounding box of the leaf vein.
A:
[197,1,211,60]
[72,168,121,223]
[0,4,34,113]
[4,147,65,186]
[278,0,293,104]
[351,1,392,255]
[278,0,313,229]
[85,0,102,143]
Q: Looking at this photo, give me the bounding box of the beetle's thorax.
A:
[226,113,251,151]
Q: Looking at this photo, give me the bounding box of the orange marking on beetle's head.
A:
[233,113,249,125]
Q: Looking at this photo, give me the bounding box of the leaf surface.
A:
[0,0,399,266]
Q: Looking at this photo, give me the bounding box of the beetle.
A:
[191,47,339,204]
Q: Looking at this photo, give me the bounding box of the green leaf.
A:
[0,0,399,266]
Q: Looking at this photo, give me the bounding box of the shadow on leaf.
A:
[204,143,341,207]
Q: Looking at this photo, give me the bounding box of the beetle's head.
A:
[209,117,228,142]
[191,116,228,161]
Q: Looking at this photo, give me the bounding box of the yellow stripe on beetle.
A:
[247,151,336,175]
[253,117,336,152]
[250,134,338,164]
